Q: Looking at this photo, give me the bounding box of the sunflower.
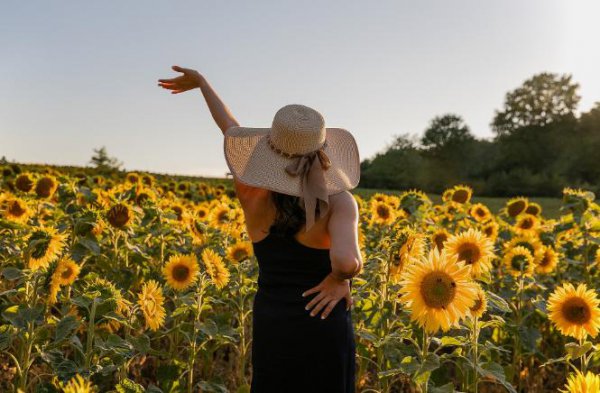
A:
[506,197,528,218]
[125,172,140,184]
[15,173,34,192]
[53,257,80,286]
[137,280,166,331]
[431,228,450,250]
[370,200,396,226]
[201,248,230,288]
[227,242,254,263]
[106,202,133,229]
[3,197,31,223]
[441,188,454,203]
[561,371,600,393]
[503,246,535,276]
[26,226,67,271]
[481,221,499,242]
[196,205,209,221]
[389,230,425,282]
[210,204,231,227]
[525,202,542,217]
[444,228,495,278]
[469,285,488,319]
[59,374,95,393]
[47,257,80,304]
[399,248,478,333]
[162,254,199,291]
[450,185,473,204]
[504,235,544,263]
[188,218,207,245]
[135,187,157,205]
[548,283,600,341]
[514,213,540,236]
[35,175,58,198]
[469,203,491,222]
[372,192,388,203]
[536,246,558,274]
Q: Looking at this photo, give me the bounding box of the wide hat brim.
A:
[223,126,360,196]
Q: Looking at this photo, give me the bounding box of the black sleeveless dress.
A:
[250,232,356,393]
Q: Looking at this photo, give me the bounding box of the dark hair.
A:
[269,191,321,237]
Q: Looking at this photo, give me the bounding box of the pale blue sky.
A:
[2,1,599,177]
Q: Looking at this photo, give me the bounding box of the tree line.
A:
[359,72,600,197]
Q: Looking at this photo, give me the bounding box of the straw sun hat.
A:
[223,104,360,231]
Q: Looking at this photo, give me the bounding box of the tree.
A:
[492,72,581,136]
[420,114,474,150]
[89,146,123,171]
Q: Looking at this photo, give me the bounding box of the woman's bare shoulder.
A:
[329,190,358,212]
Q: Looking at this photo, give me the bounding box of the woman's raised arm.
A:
[158,65,265,200]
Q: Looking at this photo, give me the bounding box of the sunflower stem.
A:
[472,317,479,393]
[421,329,430,393]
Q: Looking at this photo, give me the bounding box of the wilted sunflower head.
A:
[561,370,600,393]
[502,246,535,276]
[548,283,600,341]
[162,254,199,291]
[450,185,473,204]
[35,175,58,198]
[15,173,34,192]
[444,228,495,278]
[506,197,529,218]
[399,248,478,333]
[106,202,133,229]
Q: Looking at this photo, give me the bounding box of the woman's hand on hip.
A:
[302,273,353,319]
[158,65,203,94]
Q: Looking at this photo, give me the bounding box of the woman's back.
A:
[250,227,356,393]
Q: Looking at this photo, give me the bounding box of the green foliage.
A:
[360,73,599,197]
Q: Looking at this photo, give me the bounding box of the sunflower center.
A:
[35,177,56,198]
[471,297,484,312]
[457,243,481,265]
[519,218,534,230]
[420,271,457,309]
[433,233,448,250]
[8,201,26,217]
[233,249,248,261]
[508,201,526,217]
[561,297,592,325]
[476,208,486,217]
[511,255,530,271]
[217,211,228,223]
[539,252,551,267]
[172,264,190,282]
[376,205,390,220]
[452,190,469,204]
[61,267,73,279]
[108,205,131,228]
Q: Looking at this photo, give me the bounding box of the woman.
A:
[158,65,363,393]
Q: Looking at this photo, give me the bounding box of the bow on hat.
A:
[284,147,332,231]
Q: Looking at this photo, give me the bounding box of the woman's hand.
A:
[158,65,203,94]
[302,273,353,319]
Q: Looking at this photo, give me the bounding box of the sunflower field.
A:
[1,165,600,393]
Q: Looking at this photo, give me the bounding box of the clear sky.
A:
[2,1,599,177]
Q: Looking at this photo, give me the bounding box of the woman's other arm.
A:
[328,191,363,280]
